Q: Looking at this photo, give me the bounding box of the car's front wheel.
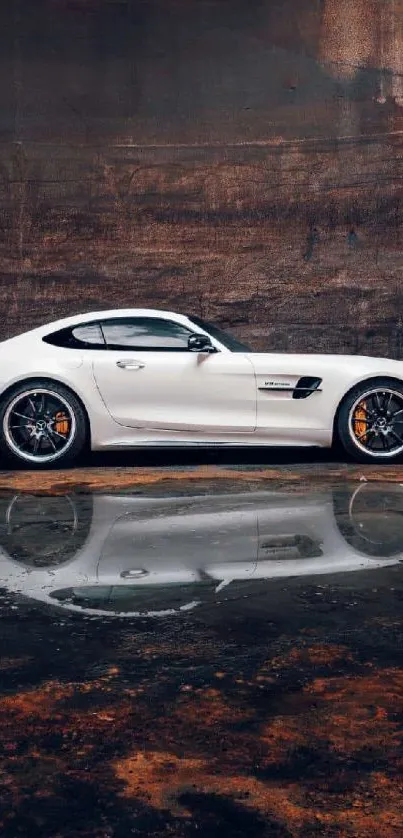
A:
[337,378,403,463]
[0,379,88,469]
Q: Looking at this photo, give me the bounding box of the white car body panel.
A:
[1,307,403,453]
[251,352,403,441]
[92,350,257,432]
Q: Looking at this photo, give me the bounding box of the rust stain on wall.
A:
[319,0,376,81]
[320,0,403,105]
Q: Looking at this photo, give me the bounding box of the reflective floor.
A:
[1,479,403,836]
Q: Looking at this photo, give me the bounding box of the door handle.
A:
[116,359,145,370]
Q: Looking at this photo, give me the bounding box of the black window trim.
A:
[42,321,106,350]
[43,315,222,353]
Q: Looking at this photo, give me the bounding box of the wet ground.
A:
[1,453,403,837]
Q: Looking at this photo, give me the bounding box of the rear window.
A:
[43,323,106,349]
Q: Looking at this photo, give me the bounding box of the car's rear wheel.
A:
[0,379,88,468]
[337,378,403,463]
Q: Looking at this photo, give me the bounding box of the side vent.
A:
[292,377,322,400]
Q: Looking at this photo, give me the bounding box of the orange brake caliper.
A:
[54,411,70,435]
[353,402,367,443]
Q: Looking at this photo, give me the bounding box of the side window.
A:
[71,324,106,346]
[100,317,192,351]
[43,322,106,349]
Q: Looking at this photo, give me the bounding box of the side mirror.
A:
[188,333,215,353]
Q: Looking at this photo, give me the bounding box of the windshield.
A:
[187,315,252,352]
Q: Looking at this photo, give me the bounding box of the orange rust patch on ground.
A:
[0,683,140,813]
[307,666,403,707]
[174,687,252,728]
[304,668,403,754]
[113,667,403,833]
[114,749,403,834]
[0,681,74,717]
[0,666,122,718]
[3,463,403,494]
[1,659,403,835]
[0,465,301,494]
[266,643,354,669]
[258,668,403,764]
[260,715,308,762]
[294,643,354,666]
[114,750,305,826]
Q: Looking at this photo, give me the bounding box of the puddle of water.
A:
[1,484,403,838]
[0,482,402,617]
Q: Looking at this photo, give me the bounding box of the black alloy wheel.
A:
[338,378,403,463]
[0,379,88,468]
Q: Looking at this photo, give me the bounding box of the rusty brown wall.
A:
[1,0,403,355]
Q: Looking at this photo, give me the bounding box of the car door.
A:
[91,316,256,432]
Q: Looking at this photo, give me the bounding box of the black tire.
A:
[337,377,403,463]
[0,378,88,469]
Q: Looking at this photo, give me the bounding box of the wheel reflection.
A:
[334,483,403,557]
[0,494,93,567]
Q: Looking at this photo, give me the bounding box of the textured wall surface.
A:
[1,0,403,354]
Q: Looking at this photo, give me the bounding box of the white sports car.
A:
[0,307,403,467]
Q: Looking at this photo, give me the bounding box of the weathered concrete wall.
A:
[1,0,403,355]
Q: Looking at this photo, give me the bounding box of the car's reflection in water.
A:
[0,483,402,617]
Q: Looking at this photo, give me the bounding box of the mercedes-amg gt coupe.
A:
[0,307,403,468]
